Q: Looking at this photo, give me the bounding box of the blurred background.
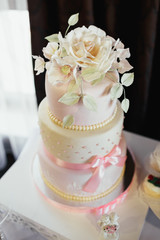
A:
[0,0,160,177]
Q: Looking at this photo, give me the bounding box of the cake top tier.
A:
[33,13,134,127]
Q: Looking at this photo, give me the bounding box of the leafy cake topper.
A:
[33,13,134,127]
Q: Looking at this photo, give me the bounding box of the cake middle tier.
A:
[38,98,124,163]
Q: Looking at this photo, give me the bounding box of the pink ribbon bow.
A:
[83,145,126,192]
[43,144,126,193]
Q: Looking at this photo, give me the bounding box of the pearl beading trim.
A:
[41,165,125,202]
[48,105,117,131]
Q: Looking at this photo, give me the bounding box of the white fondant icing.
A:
[38,98,124,163]
[38,136,126,197]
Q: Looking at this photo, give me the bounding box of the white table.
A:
[0,129,159,240]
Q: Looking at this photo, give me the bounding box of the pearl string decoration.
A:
[41,165,125,202]
[48,105,117,131]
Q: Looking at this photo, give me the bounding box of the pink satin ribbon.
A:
[43,145,126,193]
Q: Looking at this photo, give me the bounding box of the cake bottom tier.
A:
[38,136,127,202]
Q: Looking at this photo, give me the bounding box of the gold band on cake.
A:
[41,165,125,202]
[48,105,117,131]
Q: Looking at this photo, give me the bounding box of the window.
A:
[0,8,37,160]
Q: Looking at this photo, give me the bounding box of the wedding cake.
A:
[33,13,134,205]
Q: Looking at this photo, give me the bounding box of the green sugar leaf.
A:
[121,72,134,87]
[110,83,123,99]
[45,34,59,42]
[58,92,80,105]
[68,13,79,26]
[67,80,79,92]
[63,115,74,127]
[83,95,97,112]
[121,98,130,113]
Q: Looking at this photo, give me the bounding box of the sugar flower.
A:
[33,56,45,75]
[42,42,58,60]
[63,25,114,72]
[109,38,133,74]
[33,13,134,126]
[46,56,76,85]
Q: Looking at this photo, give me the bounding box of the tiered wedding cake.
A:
[33,14,134,205]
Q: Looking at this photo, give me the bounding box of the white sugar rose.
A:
[63,25,115,73]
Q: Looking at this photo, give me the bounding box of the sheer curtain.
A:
[0,0,37,170]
